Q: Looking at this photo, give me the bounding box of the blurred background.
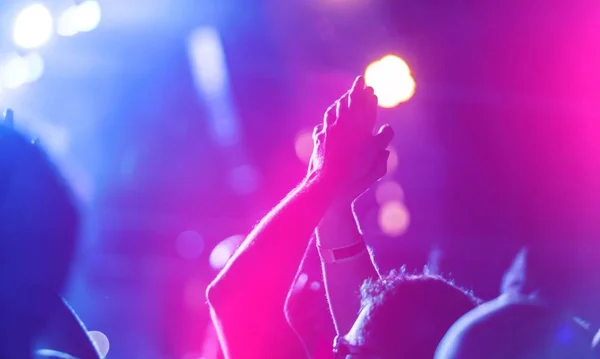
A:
[0,0,599,357]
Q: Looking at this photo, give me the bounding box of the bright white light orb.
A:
[365,55,416,108]
[13,4,54,49]
[56,6,79,37]
[57,1,102,36]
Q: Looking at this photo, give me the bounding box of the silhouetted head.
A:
[337,268,479,359]
[0,124,79,355]
[503,244,600,326]
[434,245,600,359]
[435,297,596,359]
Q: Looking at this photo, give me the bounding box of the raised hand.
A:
[2,108,14,127]
[309,76,394,200]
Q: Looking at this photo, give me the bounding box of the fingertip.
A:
[352,76,365,91]
[383,149,391,160]
[376,150,391,178]
[313,124,323,137]
[3,108,14,125]
[324,104,336,126]
[371,93,379,106]
[378,124,395,138]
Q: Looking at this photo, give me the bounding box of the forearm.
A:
[207,173,337,358]
[284,236,336,357]
[317,204,380,334]
[209,173,336,298]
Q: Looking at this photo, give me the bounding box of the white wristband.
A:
[318,240,368,264]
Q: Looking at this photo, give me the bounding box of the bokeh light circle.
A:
[375,180,404,204]
[386,147,399,174]
[88,331,110,358]
[228,164,260,195]
[176,230,204,260]
[13,4,54,49]
[294,129,314,164]
[76,0,102,32]
[378,200,410,237]
[184,278,205,312]
[209,234,244,270]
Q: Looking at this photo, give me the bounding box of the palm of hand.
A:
[309,77,394,199]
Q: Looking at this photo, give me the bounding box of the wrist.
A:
[301,169,341,210]
[305,169,341,196]
[321,203,355,226]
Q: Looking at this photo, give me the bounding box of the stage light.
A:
[378,200,410,237]
[13,4,54,49]
[88,331,110,358]
[188,27,240,146]
[188,27,227,97]
[365,55,416,108]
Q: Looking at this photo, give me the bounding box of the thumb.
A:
[374,124,394,149]
[363,150,391,186]
[349,150,390,202]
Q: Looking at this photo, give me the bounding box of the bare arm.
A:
[314,87,391,335]
[286,87,393,338]
[207,76,392,359]
[316,203,381,334]
[207,174,339,359]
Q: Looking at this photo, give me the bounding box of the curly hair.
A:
[355,266,480,359]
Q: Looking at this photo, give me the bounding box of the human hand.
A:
[309,76,394,200]
[2,108,14,127]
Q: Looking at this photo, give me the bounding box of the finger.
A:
[363,92,379,130]
[349,76,367,108]
[336,94,349,121]
[365,86,375,96]
[323,104,337,129]
[374,124,395,148]
[362,150,391,187]
[351,76,365,92]
[3,108,14,127]
[313,124,323,139]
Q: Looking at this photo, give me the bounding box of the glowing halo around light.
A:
[365,55,416,108]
